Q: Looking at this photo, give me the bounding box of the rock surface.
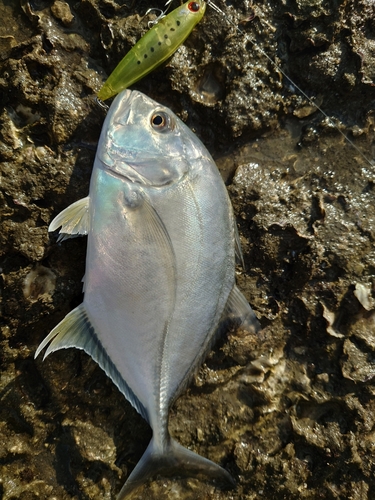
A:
[1,0,375,498]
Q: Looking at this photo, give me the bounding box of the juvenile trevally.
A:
[35,89,260,498]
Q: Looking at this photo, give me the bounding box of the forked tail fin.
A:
[117,437,235,499]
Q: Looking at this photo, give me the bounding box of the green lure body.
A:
[97,1,206,101]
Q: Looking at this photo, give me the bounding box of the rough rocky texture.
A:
[1,0,374,498]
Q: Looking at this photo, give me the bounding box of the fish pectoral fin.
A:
[133,192,176,282]
[49,196,90,242]
[117,437,235,499]
[225,285,261,333]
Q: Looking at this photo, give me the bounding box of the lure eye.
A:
[151,111,173,132]
[188,2,200,12]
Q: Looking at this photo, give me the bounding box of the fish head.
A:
[98,90,208,187]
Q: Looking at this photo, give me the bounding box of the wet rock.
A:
[1,0,375,498]
[23,264,56,302]
[353,282,375,311]
[51,0,74,26]
[63,418,118,464]
[341,338,375,382]
[191,62,225,106]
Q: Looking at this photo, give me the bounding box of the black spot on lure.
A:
[97,1,206,101]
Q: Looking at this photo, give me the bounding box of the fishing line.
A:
[204,0,374,167]
[96,0,374,169]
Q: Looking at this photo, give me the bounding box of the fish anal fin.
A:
[116,437,235,499]
[34,304,94,359]
[35,304,148,422]
[49,196,90,242]
[225,285,260,333]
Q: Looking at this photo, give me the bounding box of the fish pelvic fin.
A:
[225,285,261,333]
[49,196,90,242]
[34,304,149,422]
[117,437,235,499]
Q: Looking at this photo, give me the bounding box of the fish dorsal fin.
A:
[49,197,90,242]
[35,304,148,422]
[225,285,260,333]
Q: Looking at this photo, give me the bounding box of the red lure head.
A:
[188,2,201,13]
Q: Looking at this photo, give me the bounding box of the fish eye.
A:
[188,2,200,13]
[152,114,164,126]
[151,111,173,132]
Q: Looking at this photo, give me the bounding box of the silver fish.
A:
[35,89,260,498]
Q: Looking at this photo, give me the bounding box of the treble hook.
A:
[144,0,174,28]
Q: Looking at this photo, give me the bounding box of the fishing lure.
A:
[97,1,206,101]
[97,0,373,167]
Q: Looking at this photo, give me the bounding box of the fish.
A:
[97,1,206,101]
[35,89,260,498]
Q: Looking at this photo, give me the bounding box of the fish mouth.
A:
[99,150,151,185]
[99,124,183,186]
[99,143,179,187]
[98,114,164,184]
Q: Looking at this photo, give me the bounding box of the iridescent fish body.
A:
[36,89,260,498]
